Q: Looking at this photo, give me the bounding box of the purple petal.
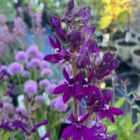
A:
[104,90,113,104]
[82,126,94,140]
[106,112,115,123]
[88,72,93,82]
[69,114,76,122]
[32,120,48,132]
[53,84,66,94]
[55,37,61,50]
[63,87,73,103]
[89,41,100,54]
[73,129,82,140]
[49,36,57,49]
[98,110,106,119]
[51,16,61,28]
[85,85,101,96]
[80,114,89,123]
[40,132,50,140]
[74,72,84,82]
[63,68,70,82]
[61,125,74,138]
[44,54,63,63]
[110,107,123,115]
[67,0,74,12]
[56,28,66,40]
[108,134,117,140]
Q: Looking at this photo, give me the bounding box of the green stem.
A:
[16,74,22,90]
[72,57,78,119]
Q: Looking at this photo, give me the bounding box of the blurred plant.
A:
[105,98,140,140]
[0,45,68,140]
[99,0,132,31]
[0,0,15,22]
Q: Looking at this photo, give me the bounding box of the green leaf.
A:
[114,98,125,108]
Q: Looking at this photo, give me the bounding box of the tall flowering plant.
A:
[44,0,123,139]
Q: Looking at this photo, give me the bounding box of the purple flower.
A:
[12,120,30,135]
[44,36,70,63]
[40,60,50,69]
[3,103,14,114]
[62,114,94,140]
[39,79,50,89]
[32,120,48,133]
[27,58,41,69]
[51,96,68,112]
[16,107,27,118]
[46,84,56,95]
[27,44,41,58]
[41,68,53,77]
[8,62,23,75]
[15,51,28,63]
[53,68,83,103]
[24,80,38,97]
[0,118,13,131]
[13,17,25,37]
[98,90,123,122]
[22,71,30,78]
[0,66,8,80]
[96,52,120,80]
[34,95,45,104]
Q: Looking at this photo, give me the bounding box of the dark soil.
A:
[118,41,137,46]
[112,31,126,41]
[134,49,140,56]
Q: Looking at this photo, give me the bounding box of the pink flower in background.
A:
[0,14,6,25]
[0,25,15,44]
[8,62,23,75]
[0,42,6,57]
[51,96,68,112]
[13,17,25,38]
